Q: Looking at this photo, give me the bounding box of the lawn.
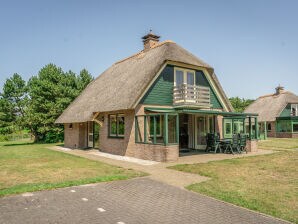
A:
[258,137,298,150]
[169,138,298,223]
[0,140,145,197]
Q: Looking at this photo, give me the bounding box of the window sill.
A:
[135,142,179,146]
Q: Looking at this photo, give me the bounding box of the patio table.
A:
[218,139,232,153]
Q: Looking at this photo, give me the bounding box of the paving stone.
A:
[0,178,288,224]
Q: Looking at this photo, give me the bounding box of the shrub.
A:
[44,129,64,143]
[0,135,9,142]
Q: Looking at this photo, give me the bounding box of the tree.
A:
[77,69,93,91]
[26,64,93,142]
[0,73,27,134]
[229,97,254,113]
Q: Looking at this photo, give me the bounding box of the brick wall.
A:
[276,132,298,138]
[267,121,276,137]
[64,123,87,148]
[246,140,258,152]
[131,144,179,162]
[99,110,134,156]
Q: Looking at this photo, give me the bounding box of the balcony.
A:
[173,84,211,108]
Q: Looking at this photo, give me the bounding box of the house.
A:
[245,86,298,138]
[55,32,258,162]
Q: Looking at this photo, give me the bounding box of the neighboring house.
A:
[245,86,298,138]
[56,32,258,162]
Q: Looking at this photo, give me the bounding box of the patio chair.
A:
[239,134,247,153]
[224,134,239,154]
[205,133,221,153]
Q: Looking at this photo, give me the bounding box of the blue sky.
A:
[0,0,297,99]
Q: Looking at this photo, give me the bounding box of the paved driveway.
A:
[0,178,287,224]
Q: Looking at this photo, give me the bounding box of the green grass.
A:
[169,139,298,223]
[0,140,146,197]
[259,137,298,150]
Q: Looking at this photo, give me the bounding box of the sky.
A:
[0,0,297,99]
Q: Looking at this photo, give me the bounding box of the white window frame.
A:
[291,104,298,116]
[174,67,196,86]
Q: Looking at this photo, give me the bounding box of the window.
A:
[109,114,125,137]
[117,115,125,136]
[293,122,298,132]
[175,70,184,86]
[174,68,195,86]
[291,104,298,116]
[267,123,272,132]
[149,115,162,136]
[224,119,232,138]
[68,124,73,129]
[187,71,195,86]
[135,114,179,145]
[277,120,291,132]
[233,120,244,134]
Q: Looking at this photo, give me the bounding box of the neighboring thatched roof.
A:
[244,91,298,122]
[56,40,233,123]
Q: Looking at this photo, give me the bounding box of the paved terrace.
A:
[51,147,273,188]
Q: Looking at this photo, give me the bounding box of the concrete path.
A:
[0,178,288,224]
[50,146,273,188]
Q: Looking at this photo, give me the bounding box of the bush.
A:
[0,135,9,142]
[44,130,64,143]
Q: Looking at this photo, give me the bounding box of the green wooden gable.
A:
[140,65,223,109]
[279,104,292,117]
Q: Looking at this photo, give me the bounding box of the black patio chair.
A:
[205,133,221,153]
[224,134,239,154]
[239,134,247,153]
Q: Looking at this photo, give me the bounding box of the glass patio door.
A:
[196,116,207,148]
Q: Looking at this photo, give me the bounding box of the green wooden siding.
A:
[141,65,223,109]
[141,66,174,105]
[195,71,223,109]
[279,104,291,117]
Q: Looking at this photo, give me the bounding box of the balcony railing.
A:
[173,84,211,108]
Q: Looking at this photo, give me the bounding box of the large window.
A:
[276,120,291,132]
[109,114,125,137]
[224,118,245,138]
[135,113,179,145]
[174,68,195,86]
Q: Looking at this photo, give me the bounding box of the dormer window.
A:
[174,68,195,86]
[291,104,298,116]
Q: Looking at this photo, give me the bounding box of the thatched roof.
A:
[244,91,298,122]
[56,40,233,123]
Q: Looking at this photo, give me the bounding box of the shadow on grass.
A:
[3,142,35,147]
[56,144,64,147]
